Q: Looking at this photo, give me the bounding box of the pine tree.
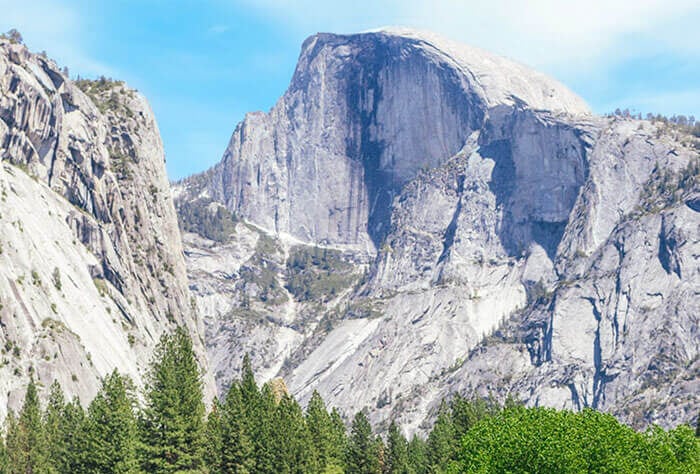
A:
[0,431,7,474]
[83,371,139,473]
[407,435,428,474]
[204,399,224,473]
[270,395,317,473]
[426,401,456,472]
[345,410,381,474]
[375,435,387,474]
[221,382,255,473]
[60,397,86,473]
[386,422,410,474]
[254,384,278,473]
[44,381,73,473]
[449,394,498,441]
[306,390,335,470]
[327,408,348,471]
[7,377,51,473]
[140,327,207,473]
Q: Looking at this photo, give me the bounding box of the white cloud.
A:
[237,0,700,70]
[0,0,114,76]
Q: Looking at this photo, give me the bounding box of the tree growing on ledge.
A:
[1,29,23,44]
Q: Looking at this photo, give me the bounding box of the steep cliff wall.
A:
[0,38,212,417]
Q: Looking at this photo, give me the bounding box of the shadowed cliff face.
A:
[479,109,589,260]
[182,32,495,251]
[337,34,486,247]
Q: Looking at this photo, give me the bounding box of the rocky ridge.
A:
[0,37,212,418]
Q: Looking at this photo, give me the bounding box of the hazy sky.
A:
[2,0,699,179]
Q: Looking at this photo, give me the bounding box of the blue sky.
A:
[2,0,699,180]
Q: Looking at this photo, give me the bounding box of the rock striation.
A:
[177,28,698,432]
[0,38,212,418]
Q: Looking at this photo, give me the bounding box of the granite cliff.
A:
[176,28,698,432]
[0,37,212,419]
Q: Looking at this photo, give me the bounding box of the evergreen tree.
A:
[43,381,75,473]
[7,378,51,473]
[221,382,255,473]
[407,435,428,474]
[0,431,7,474]
[253,384,278,473]
[426,401,456,473]
[60,397,87,473]
[83,371,139,473]
[449,394,498,440]
[386,422,410,474]
[4,412,19,473]
[204,399,224,473]
[323,407,348,472]
[270,395,317,473]
[140,327,207,473]
[375,435,387,474]
[306,390,335,470]
[345,410,381,474]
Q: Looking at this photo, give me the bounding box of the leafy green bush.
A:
[451,407,699,474]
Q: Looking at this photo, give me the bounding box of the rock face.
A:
[176,28,699,432]
[0,38,212,418]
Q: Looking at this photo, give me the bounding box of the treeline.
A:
[609,108,700,138]
[0,328,697,473]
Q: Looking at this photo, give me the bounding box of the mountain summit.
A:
[176,29,698,431]
[178,29,591,252]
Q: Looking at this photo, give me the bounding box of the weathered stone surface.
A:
[0,39,212,417]
[178,28,698,432]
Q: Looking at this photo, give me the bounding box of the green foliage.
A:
[1,348,696,474]
[345,411,381,474]
[451,406,700,474]
[140,327,207,473]
[306,390,346,471]
[270,395,317,473]
[176,198,237,243]
[51,267,63,291]
[31,270,41,287]
[93,277,108,297]
[387,421,411,474]
[6,378,52,473]
[204,399,224,473]
[635,157,700,216]
[285,245,357,302]
[220,383,255,473]
[426,401,456,473]
[44,381,74,472]
[56,397,86,473]
[74,76,130,115]
[234,234,288,306]
[449,394,500,441]
[407,435,429,474]
[0,431,6,474]
[83,371,139,473]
